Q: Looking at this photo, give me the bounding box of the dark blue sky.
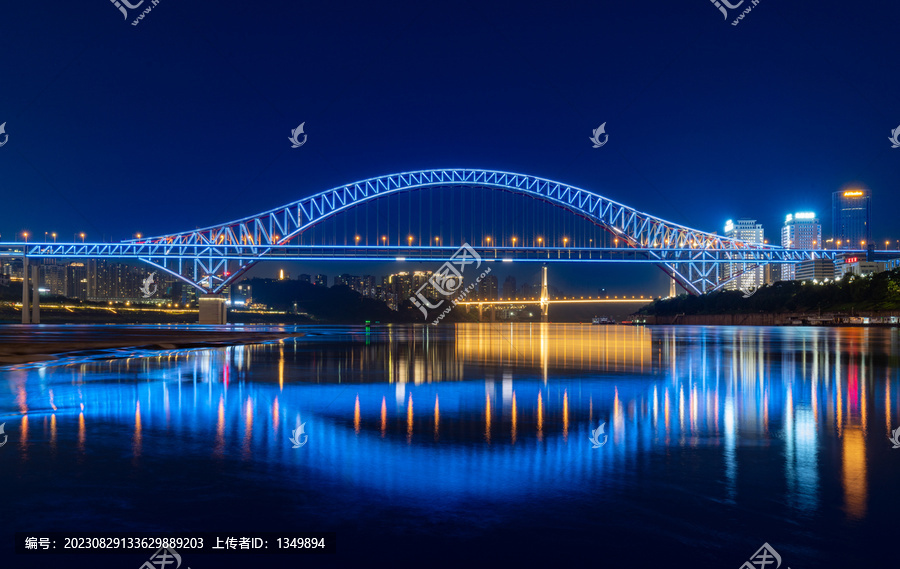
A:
[2,1,899,295]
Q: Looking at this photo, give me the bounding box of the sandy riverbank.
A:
[0,325,306,365]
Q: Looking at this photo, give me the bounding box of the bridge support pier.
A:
[21,256,30,324]
[31,265,40,324]
[199,295,227,325]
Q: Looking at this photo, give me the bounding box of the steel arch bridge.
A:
[5,168,846,295]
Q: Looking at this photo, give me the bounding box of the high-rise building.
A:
[361,275,377,298]
[298,274,311,283]
[383,271,437,310]
[781,212,822,281]
[66,262,88,300]
[521,282,534,299]
[478,274,499,300]
[88,260,152,301]
[314,274,327,286]
[502,276,517,299]
[1,257,23,279]
[333,274,354,288]
[723,219,765,292]
[41,259,67,296]
[335,274,369,295]
[832,188,871,249]
[0,258,13,278]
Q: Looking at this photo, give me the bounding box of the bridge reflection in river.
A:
[1,324,897,566]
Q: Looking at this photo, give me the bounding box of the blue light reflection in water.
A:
[2,324,898,567]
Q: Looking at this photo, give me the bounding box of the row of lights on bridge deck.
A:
[343,236,631,247]
[17,232,152,244]
[341,236,771,249]
[346,235,900,249]
[17,231,85,243]
[12,232,899,250]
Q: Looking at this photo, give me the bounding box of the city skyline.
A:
[1,178,889,299]
[2,3,900,285]
[3,4,900,568]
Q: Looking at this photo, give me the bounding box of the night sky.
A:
[2,1,899,295]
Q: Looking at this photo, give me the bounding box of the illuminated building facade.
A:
[41,259,67,296]
[795,259,835,282]
[383,271,437,310]
[838,256,885,278]
[781,212,822,281]
[723,218,765,291]
[832,188,871,249]
[361,275,377,298]
[65,262,88,300]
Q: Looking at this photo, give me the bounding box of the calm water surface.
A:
[2,324,898,568]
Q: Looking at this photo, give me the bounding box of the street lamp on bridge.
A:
[22,231,29,243]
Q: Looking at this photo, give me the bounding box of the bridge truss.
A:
[2,169,854,295]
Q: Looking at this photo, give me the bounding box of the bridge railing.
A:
[0,242,862,264]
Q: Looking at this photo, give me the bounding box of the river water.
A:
[1,324,897,568]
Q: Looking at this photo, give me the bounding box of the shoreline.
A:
[0,325,307,366]
[640,312,899,326]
